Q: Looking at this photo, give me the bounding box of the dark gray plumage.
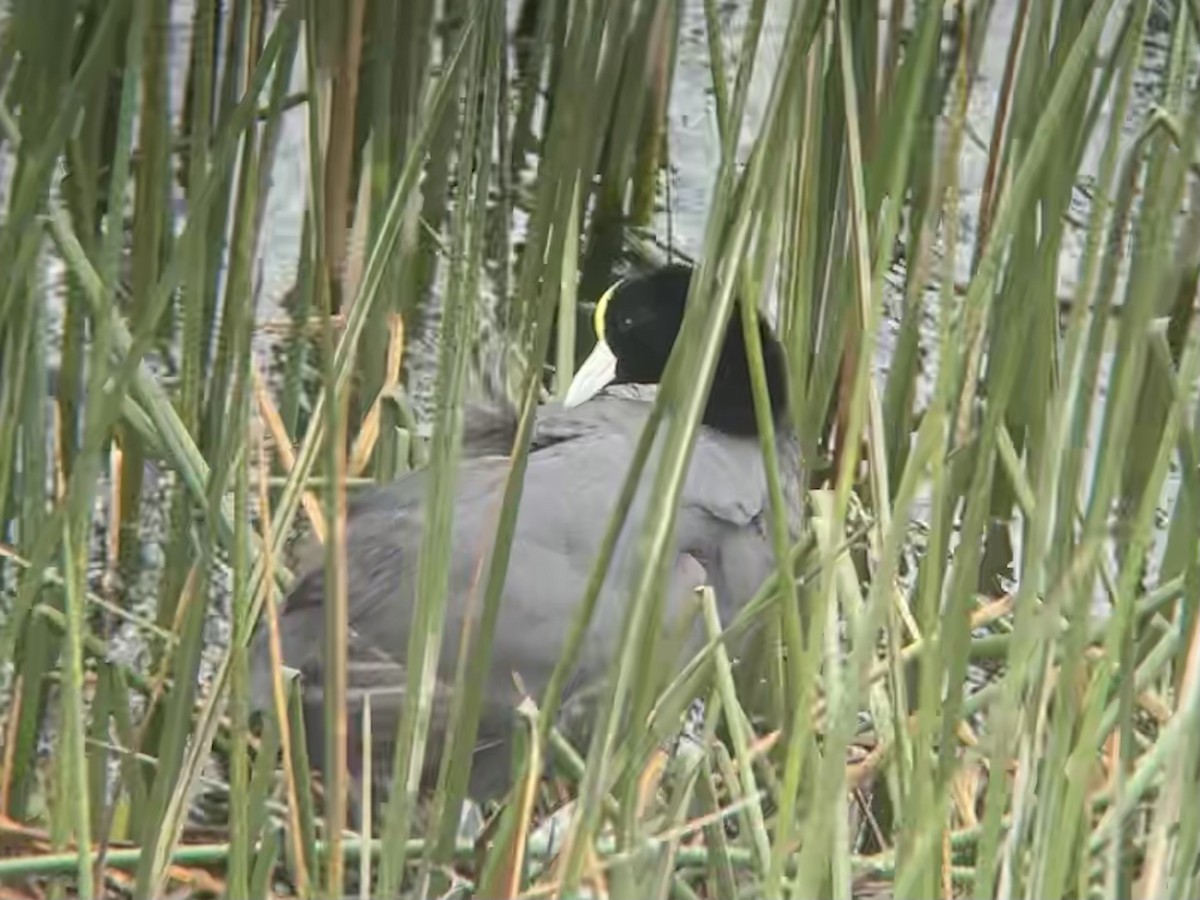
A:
[248,265,803,806]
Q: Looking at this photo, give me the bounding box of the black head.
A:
[566,263,789,436]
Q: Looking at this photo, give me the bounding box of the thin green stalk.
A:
[376,7,488,894]
[557,10,811,881]
[421,1,511,881]
[4,9,297,683]
[959,3,1121,893]
[179,34,472,851]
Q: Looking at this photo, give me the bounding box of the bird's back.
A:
[250,393,786,800]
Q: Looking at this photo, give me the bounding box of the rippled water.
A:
[8,1,1174,399]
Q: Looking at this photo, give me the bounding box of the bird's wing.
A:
[461,398,521,457]
[680,430,771,527]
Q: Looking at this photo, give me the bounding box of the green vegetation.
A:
[0,0,1197,897]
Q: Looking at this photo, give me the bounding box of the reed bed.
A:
[0,0,1197,897]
